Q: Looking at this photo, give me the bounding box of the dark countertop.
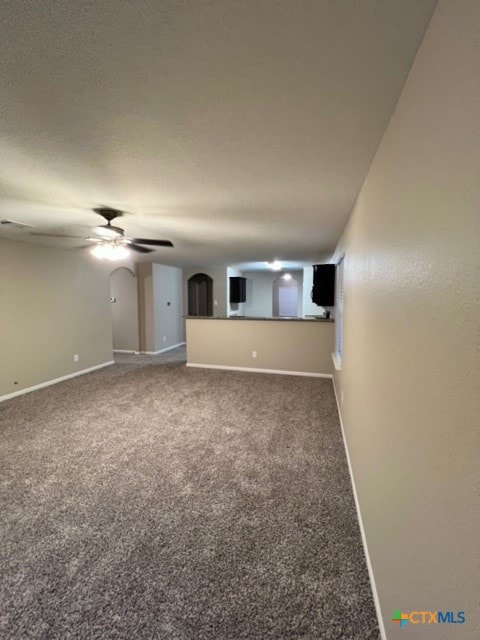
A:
[184,315,334,322]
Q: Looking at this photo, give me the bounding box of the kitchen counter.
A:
[184,315,333,322]
[185,316,334,376]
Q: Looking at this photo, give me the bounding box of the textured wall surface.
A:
[152,263,184,350]
[137,263,155,352]
[110,267,139,352]
[137,263,184,352]
[332,1,479,638]
[0,1,437,266]
[0,239,113,397]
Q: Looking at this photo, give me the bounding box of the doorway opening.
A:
[188,273,213,316]
[273,275,299,317]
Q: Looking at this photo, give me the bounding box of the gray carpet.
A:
[0,348,379,639]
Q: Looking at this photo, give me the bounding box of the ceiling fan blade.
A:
[30,232,85,238]
[131,238,174,247]
[129,243,154,253]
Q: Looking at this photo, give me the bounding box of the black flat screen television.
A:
[230,277,247,303]
[311,264,335,306]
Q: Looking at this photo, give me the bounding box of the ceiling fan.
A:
[30,207,173,260]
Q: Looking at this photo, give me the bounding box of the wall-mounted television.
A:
[230,277,247,303]
[311,264,335,306]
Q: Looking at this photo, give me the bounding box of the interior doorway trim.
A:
[188,273,214,316]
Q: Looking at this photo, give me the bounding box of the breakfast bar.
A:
[185,316,334,377]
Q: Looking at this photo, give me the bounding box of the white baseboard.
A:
[331,352,342,371]
[114,349,140,354]
[0,361,115,403]
[332,377,386,640]
[187,363,332,378]
[142,342,186,355]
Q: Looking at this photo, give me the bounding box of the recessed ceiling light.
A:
[266,260,282,271]
[283,273,292,280]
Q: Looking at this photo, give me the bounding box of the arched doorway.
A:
[188,273,213,316]
[273,275,299,317]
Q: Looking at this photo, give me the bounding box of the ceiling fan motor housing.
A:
[93,207,123,222]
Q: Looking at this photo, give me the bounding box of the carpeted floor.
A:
[0,347,379,639]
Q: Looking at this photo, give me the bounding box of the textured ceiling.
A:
[0,0,437,268]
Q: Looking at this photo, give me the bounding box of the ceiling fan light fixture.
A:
[92,224,123,239]
[91,243,130,261]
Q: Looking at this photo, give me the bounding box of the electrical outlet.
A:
[74,354,79,362]
[214,300,218,306]
[163,336,166,342]
[252,351,257,358]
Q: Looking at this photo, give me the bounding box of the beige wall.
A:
[186,319,334,375]
[137,263,155,352]
[138,262,184,352]
[332,1,478,638]
[0,239,113,398]
[152,263,184,351]
[243,271,274,317]
[110,267,139,352]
